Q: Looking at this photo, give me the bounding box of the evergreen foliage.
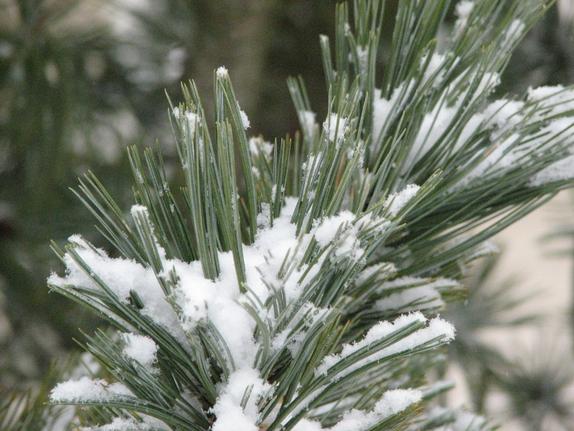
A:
[43,0,574,429]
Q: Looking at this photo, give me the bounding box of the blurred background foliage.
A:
[0,0,574,428]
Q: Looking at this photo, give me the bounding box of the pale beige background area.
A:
[450,191,574,428]
[496,192,572,316]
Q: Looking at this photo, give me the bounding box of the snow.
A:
[313,212,355,247]
[527,85,574,118]
[289,389,420,431]
[454,0,474,33]
[453,133,520,190]
[211,368,271,431]
[372,389,422,417]
[406,95,457,171]
[83,416,170,431]
[455,1,474,22]
[529,154,574,186]
[313,211,387,262]
[48,236,182,336]
[51,196,392,419]
[240,110,250,129]
[372,82,413,144]
[50,377,132,403]
[216,66,229,78]
[172,107,199,137]
[249,137,273,158]
[355,46,369,75]
[122,333,158,368]
[421,53,453,86]
[483,99,524,132]
[300,110,317,138]
[292,419,324,431]
[375,284,444,312]
[473,72,501,98]
[355,262,397,285]
[317,312,455,377]
[323,113,348,144]
[502,19,525,47]
[384,184,420,216]
[172,200,385,369]
[453,97,523,154]
[328,389,421,431]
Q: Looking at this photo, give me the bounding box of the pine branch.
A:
[45,0,574,430]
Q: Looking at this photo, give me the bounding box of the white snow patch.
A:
[317,312,455,378]
[48,237,182,337]
[122,333,158,369]
[216,66,229,78]
[528,85,574,118]
[249,137,273,158]
[384,184,420,216]
[356,46,369,75]
[173,107,200,137]
[323,114,348,144]
[372,82,413,144]
[50,377,132,403]
[292,419,324,431]
[84,416,170,431]
[300,110,317,138]
[240,110,250,129]
[530,154,574,186]
[328,389,422,431]
[212,368,271,431]
[502,19,525,47]
[454,0,474,33]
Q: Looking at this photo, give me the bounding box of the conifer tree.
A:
[44,0,574,429]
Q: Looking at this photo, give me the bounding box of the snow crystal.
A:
[312,211,383,262]
[173,107,200,137]
[240,110,250,129]
[249,137,273,158]
[355,262,397,285]
[407,97,457,171]
[384,184,420,216]
[86,416,170,431]
[216,66,229,78]
[455,0,474,19]
[356,46,369,75]
[300,110,317,138]
[373,389,422,417]
[317,312,454,377]
[327,389,421,431]
[502,20,525,48]
[375,284,444,312]
[50,377,132,403]
[453,133,520,190]
[529,154,574,186]
[313,212,356,247]
[421,53,453,86]
[52,195,389,394]
[454,0,474,33]
[173,198,309,366]
[372,82,413,144]
[474,72,500,97]
[78,352,101,376]
[483,99,524,132]
[48,237,182,336]
[292,419,324,431]
[212,368,271,431]
[122,333,158,368]
[323,113,348,144]
[528,85,574,118]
